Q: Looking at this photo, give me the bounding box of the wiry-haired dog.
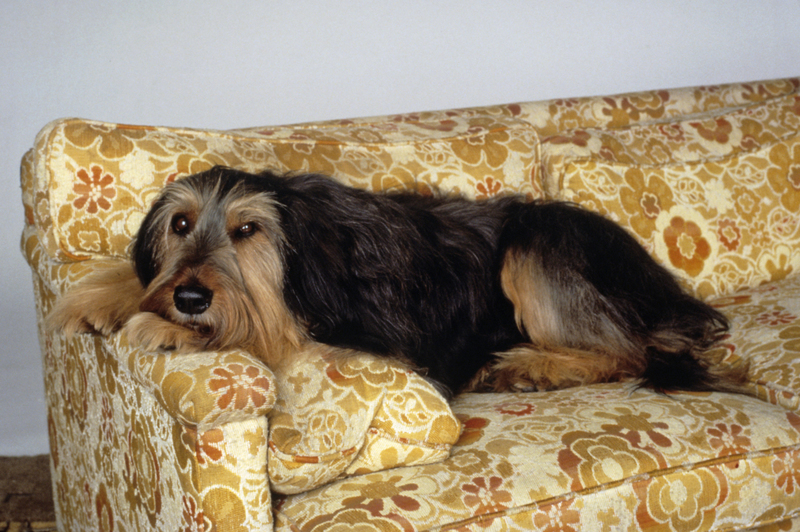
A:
[48,166,747,396]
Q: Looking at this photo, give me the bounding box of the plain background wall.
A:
[2,1,799,456]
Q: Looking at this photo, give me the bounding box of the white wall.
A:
[2,0,798,456]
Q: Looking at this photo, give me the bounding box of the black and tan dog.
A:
[48,166,746,396]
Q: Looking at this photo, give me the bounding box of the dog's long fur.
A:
[48,166,747,396]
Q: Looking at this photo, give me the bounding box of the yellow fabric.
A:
[27,115,542,261]
[268,352,461,495]
[22,76,800,531]
[23,110,540,530]
[285,78,800,139]
[276,376,800,530]
[713,275,800,414]
[541,91,800,298]
[275,274,800,530]
[22,231,275,530]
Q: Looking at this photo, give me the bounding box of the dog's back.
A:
[271,173,525,392]
[262,171,745,395]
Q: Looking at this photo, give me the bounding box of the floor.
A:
[0,455,55,529]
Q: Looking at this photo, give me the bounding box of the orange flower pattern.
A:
[73,165,116,213]
[532,500,581,532]
[181,494,205,532]
[690,117,734,143]
[494,400,535,417]
[544,87,800,297]
[663,216,712,277]
[462,476,513,516]
[475,175,503,199]
[774,450,800,495]
[718,218,742,251]
[23,77,800,531]
[757,309,797,326]
[195,429,225,465]
[208,364,272,410]
[707,423,751,462]
[455,415,489,446]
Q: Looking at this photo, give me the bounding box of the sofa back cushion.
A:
[27,116,542,261]
[542,91,800,298]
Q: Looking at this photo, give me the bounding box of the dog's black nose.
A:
[173,285,213,315]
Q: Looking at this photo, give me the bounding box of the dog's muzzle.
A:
[173,285,213,315]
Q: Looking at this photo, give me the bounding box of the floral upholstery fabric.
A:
[22,231,275,531]
[26,115,542,262]
[712,274,800,415]
[268,351,461,495]
[274,272,800,531]
[289,78,800,141]
[21,76,800,531]
[275,386,800,531]
[541,90,800,299]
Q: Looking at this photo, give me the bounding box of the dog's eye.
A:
[235,222,257,238]
[171,215,192,235]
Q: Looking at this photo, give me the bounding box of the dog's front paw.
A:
[123,313,208,353]
[46,262,144,339]
[47,301,125,338]
[462,362,548,393]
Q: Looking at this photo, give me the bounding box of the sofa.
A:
[22,76,800,531]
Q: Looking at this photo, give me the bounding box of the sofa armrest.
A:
[23,230,277,530]
[112,334,277,432]
[24,242,278,432]
[82,333,275,531]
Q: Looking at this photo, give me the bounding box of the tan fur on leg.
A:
[492,250,651,393]
[123,312,212,353]
[500,251,561,344]
[46,261,143,337]
[464,345,646,393]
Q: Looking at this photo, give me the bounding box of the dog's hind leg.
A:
[465,249,646,392]
[468,248,644,392]
[466,344,642,392]
[481,201,748,394]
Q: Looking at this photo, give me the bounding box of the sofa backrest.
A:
[540,88,800,297]
[22,116,542,262]
[21,77,800,298]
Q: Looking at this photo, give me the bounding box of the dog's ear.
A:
[131,195,168,287]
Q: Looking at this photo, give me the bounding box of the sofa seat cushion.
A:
[274,384,800,531]
[26,116,542,262]
[710,274,800,414]
[541,90,800,298]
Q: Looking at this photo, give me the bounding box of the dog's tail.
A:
[637,296,749,394]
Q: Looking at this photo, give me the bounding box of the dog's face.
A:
[129,168,301,360]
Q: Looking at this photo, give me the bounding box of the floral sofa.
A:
[22,76,800,531]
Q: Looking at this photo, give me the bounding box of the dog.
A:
[48,166,747,397]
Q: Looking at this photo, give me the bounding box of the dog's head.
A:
[130,167,301,359]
